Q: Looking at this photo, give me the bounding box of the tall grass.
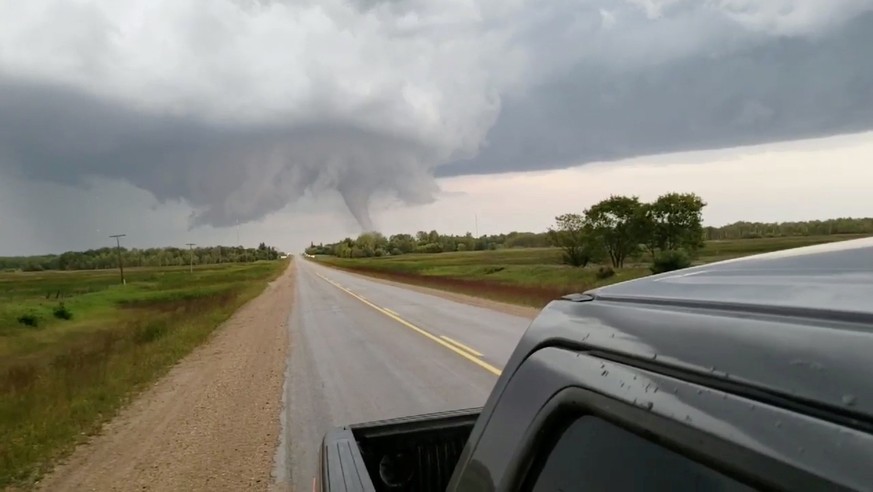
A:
[0,261,287,487]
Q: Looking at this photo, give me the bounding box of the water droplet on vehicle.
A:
[620,382,625,388]
[709,366,715,373]
[652,354,658,360]
[643,401,653,411]
[775,421,782,428]
[601,370,608,376]
[685,415,693,423]
[610,333,615,338]
[653,386,659,394]
[697,389,703,395]
[672,388,678,394]
[842,394,857,406]
[633,375,637,381]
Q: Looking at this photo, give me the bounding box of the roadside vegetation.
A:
[0,260,287,487]
[308,193,871,306]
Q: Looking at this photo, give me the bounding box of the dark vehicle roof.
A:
[518,237,873,429]
[589,236,873,320]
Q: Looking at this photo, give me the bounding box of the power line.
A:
[109,234,126,285]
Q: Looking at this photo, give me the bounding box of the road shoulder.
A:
[37,261,295,491]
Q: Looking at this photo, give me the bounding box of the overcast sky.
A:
[1,1,872,255]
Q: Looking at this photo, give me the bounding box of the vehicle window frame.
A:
[501,386,845,492]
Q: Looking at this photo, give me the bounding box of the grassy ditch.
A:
[0,260,287,487]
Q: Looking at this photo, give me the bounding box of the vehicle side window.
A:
[529,415,756,492]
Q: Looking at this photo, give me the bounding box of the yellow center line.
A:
[383,308,400,317]
[439,336,484,357]
[315,272,502,376]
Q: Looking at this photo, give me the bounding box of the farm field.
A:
[315,234,869,307]
[0,261,287,487]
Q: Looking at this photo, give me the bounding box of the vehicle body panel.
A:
[450,347,871,491]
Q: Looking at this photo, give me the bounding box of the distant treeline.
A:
[306,231,547,258]
[0,243,285,272]
[704,218,873,240]
[307,216,873,259]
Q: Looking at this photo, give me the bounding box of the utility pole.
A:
[237,219,245,264]
[109,234,126,285]
[186,243,196,273]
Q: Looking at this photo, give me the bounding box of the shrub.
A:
[53,302,73,320]
[595,266,615,280]
[651,249,692,274]
[415,243,442,254]
[561,248,591,268]
[17,314,39,327]
[22,262,45,272]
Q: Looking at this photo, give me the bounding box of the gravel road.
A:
[37,262,295,491]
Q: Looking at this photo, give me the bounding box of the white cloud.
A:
[0,0,519,152]
[717,0,873,36]
[599,9,616,29]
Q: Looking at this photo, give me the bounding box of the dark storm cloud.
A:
[441,10,873,176]
[0,78,442,231]
[2,0,873,232]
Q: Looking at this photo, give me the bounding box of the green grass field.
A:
[316,234,868,307]
[0,261,287,487]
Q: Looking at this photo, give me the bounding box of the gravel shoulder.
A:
[37,261,295,492]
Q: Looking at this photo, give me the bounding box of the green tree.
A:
[648,192,707,255]
[584,195,645,268]
[548,214,598,267]
[355,232,388,257]
[388,234,416,254]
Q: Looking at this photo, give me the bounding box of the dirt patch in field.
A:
[36,262,295,492]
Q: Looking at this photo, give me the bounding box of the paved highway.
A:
[274,259,533,491]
